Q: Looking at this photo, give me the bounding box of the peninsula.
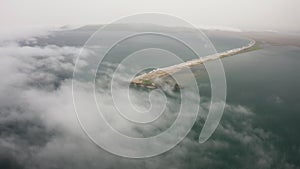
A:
[131,39,257,89]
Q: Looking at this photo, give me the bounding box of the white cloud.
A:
[0,28,297,169]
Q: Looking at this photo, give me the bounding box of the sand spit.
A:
[131,39,256,89]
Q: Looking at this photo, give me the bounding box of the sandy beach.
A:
[131,39,256,89]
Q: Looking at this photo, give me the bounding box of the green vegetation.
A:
[142,79,152,85]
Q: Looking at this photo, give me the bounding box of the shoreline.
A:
[131,39,257,89]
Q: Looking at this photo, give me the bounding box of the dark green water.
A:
[93,32,300,168]
[222,45,300,167]
[74,27,300,168]
[177,43,300,169]
[20,26,300,168]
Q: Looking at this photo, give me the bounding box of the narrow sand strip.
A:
[131,39,256,88]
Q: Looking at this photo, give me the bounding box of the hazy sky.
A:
[1,0,300,32]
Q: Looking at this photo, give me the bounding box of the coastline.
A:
[131,39,257,89]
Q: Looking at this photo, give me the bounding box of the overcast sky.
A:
[1,0,300,32]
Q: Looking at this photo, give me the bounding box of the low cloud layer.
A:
[0,28,298,169]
